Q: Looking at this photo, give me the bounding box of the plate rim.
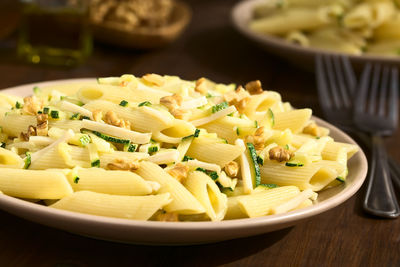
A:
[0,78,368,242]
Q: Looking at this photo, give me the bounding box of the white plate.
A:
[231,0,400,71]
[0,79,368,245]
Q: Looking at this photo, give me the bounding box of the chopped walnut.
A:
[224,86,250,113]
[245,80,263,95]
[170,108,191,120]
[160,94,183,110]
[167,163,189,183]
[269,146,292,162]
[22,96,43,115]
[106,159,139,171]
[36,114,48,136]
[92,110,103,122]
[245,134,265,151]
[195,77,207,95]
[104,111,131,130]
[254,126,265,137]
[157,212,179,222]
[142,73,164,86]
[20,125,37,141]
[302,122,321,137]
[224,161,239,177]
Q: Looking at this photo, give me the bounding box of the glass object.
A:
[17,0,92,67]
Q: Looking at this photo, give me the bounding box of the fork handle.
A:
[363,135,400,218]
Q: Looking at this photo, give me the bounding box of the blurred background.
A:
[0,0,316,109]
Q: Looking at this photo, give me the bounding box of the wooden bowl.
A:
[90,1,191,49]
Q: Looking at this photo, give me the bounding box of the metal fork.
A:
[316,54,357,131]
[316,54,400,218]
[354,63,400,218]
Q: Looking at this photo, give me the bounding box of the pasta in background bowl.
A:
[232,0,400,71]
[0,77,367,244]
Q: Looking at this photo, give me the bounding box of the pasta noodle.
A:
[249,0,400,57]
[0,74,358,222]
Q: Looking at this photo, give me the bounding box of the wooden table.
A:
[0,1,399,266]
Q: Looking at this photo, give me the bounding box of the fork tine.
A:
[378,66,390,117]
[342,55,357,96]
[368,64,381,114]
[355,63,372,115]
[388,67,399,124]
[332,55,351,108]
[324,55,342,109]
[316,55,332,111]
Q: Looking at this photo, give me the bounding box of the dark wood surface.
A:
[0,1,399,266]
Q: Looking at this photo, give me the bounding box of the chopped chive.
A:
[193,129,200,137]
[119,100,129,107]
[83,129,130,144]
[336,177,345,183]
[195,167,219,180]
[182,155,194,162]
[268,108,275,127]
[256,155,264,166]
[236,127,240,136]
[285,162,304,167]
[79,135,91,147]
[227,113,234,117]
[80,116,90,120]
[148,146,159,153]
[24,152,31,169]
[91,159,100,167]
[50,110,59,119]
[0,142,5,148]
[206,93,213,98]
[43,107,50,114]
[70,113,80,120]
[138,101,152,107]
[73,176,80,184]
[255,120,258,128]
[125,143,137,152]
[15,102,22,109]
[211,101,228,113]
[209,171,219,180]
[284,144,289,150]
[196,167,207,173]
[37,111,42,114]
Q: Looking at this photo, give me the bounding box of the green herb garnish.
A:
[91,159,100,167]
[182,155,194,162]
[211,101,229,113]
[50,110,59,119]
[73,176,80,184]
[138,101,152,107]
[119,100,129,107]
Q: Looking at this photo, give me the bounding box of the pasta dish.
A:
[0,74,358,221]
[250,0,400,56]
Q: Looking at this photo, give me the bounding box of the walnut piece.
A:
[92,110,103,122]
[36,114,48,136]
[167,163,189,183]
[20,125,37,141]
[23,96,43,115]
[224,86,250,113]
[245,127,266,151]
[156,212,179,222]
[106,159,139,171]
[160,94,183,110]
[195,77,207,95]
[224,161,239,177]
[170,108,191,120]
[104,111,131,130]
[302,122,321,137]
[143,73,164,86]
[269,146,292,162]
[245,80,263,95]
